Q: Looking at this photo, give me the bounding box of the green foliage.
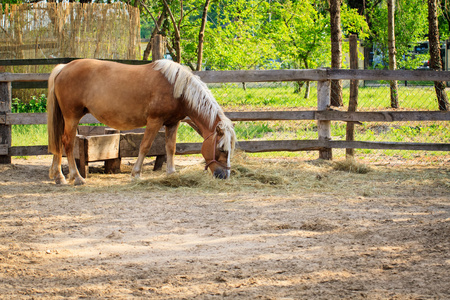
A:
[268,0,331,69]
[202,0,274,70]
[11,94,47,113]
[368,0,429,70]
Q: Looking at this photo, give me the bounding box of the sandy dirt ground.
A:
[0,155,449,299]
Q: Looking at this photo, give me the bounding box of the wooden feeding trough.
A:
[73,126,166,178]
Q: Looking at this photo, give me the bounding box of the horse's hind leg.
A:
[165,121,180,175]
[49,153,67,184]
[63,118,85,185]
[131,120,164,179]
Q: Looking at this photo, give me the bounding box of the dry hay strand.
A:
[332,158,372,174]
[135,152,290,191]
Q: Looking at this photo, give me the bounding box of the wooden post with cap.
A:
[0,81,12,164]
[152,34,167,171]
[317,76,332,160]
[346,34,359,158]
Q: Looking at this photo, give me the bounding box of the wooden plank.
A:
[9,145,49,156]
[12,81,48,89]
[0,73,50,82]
[0,58,151,66]
[316,110,450,122]
[328,140,450,151]
[6,139,450,157]
[77,125,108,136]
[196,69,450,83]
[4,111,450,126]
[2,59,450,82]
[175,142,202,155]
[237,140,325,152]
[5,113,47,125]
[4,68,450,83]
[195,69,327,83]
[182,140,450,153]
[85,134,120,162]
[174,140,325,154]
[327,69,450,82]
[119,132,166,157]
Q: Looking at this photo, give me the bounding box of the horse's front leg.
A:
[165,121,180,175]
[63,119,85,186]
[131,120,164,179]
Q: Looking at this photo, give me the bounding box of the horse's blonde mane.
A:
[153,59,236,153]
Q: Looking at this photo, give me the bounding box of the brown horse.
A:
[47,59,236,185]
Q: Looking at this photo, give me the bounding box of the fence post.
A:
[152,34,167,170]
[317,79,332,160]
[346,34,359,158]
[0,81,12,164]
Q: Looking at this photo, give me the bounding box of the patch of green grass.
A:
[211,83,317,109]
[12,124,48,146]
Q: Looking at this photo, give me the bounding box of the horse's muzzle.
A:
[214,168,228,179]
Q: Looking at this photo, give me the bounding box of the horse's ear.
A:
[216,125,222,135]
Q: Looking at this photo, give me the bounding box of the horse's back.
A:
[53,59,182,130]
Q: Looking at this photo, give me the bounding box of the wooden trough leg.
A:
[75,136,88,179]
[105,158,121,174]
[153,154,166,171]
[104,128,121,174]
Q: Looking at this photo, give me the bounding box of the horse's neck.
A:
[189,113,219,139]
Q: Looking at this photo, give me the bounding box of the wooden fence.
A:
[1,62,450,165]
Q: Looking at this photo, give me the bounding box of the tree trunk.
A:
[162,0,181,63]
[152,34,165,61]
[197,0,211,71]
[294,81,304,94]
[428,0,450,110]
[388,0,399,108]
[330,0,343,107]
[143,12,166,61]
[304,81,311,99]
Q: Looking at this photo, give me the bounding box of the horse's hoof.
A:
[74,177,86,186]
[54,175,67,185]
[131,174,142,182]
[166,168,176,175]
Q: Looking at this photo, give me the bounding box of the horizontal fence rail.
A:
[4,68,450,83]
[1,62,450,163]
[2,110,450,126]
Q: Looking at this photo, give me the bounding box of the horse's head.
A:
[201,120,236,179]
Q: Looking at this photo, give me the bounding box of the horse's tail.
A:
[47,64,66,155]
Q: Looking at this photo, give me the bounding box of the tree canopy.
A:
[1,0,449,71]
